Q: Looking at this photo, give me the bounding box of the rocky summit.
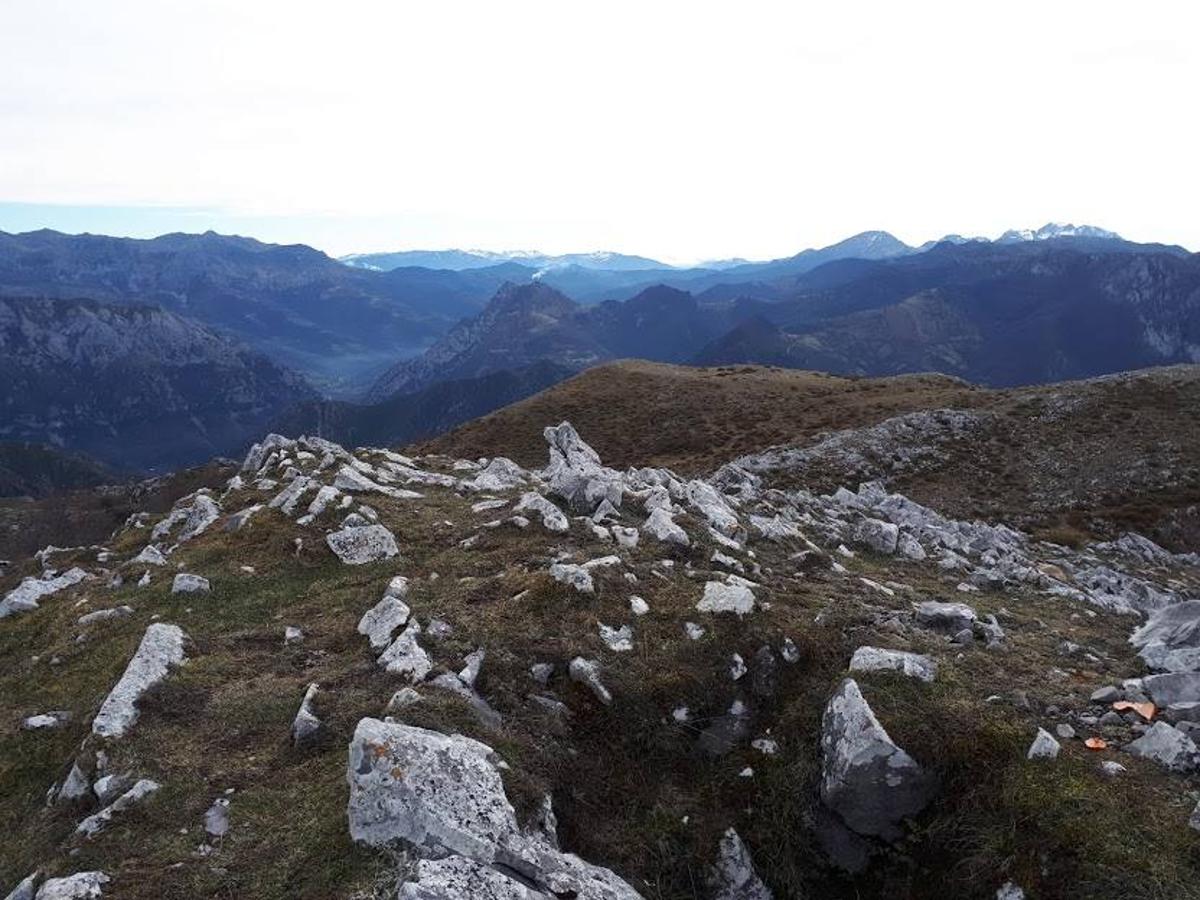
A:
[2,389,1200,900]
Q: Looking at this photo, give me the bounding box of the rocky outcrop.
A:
[0,567,88,618]
[848,647,937,682]
[346,719,642,898]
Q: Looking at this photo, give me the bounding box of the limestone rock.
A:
[32,872,110,900]
[132,545,166,566]
[642,508,689,547]
[697,580,756,617]
[379,622,432,682]
[1126,722,1199,772]
[76,779,161,837]
[1026,728,1061,760]
[326,524,400,565]
[0,567,88,619]
[819,678,934,840]
[1131,601,1200,673]
[569,657,612,705]
[543,422,624,514]
[710,828,773,900]
[92,624,186,739]
[171,573,210,594]
[514,492,570,533]
[550,563,594,594]
[915,600,977,634]
[686,480,739,536]
[358,595,412,652]
[853,518,899,555]
[292,683,323,746]
[849,647,937,683]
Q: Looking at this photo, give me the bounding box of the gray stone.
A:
[853,518,899,555]
[76,779,161,837]
[996,883,1025,900]
[92,624,186,739]
[514,492,570,533]
[1026,728,1061,760]
[292,682,323,746]
[1190,798,1200,833]
[204,798,230,838]
[1055,723,1076,740]
[569,657,612,705]
[171,573,210,594]
[698,699,751,758]
[686,480,739,536]
[1126,722,1199,772]
[0,567,88,619]
[543,422,624,514]
[78,607,133,626]
[32,872,110,900]
[326,524,400,565]
[3,873,37,900]
[598,624,633,652]
[848,647,937,683]
[819,679,934,840]
[1164,702,1200,725]
[21,711,71,730]
[1090,686,1121,704]
[915,600,977,633]
[347,718,642,898]
[696,579,756,617]
[642,508,689,547]
[973,614,1005,647]
[710,828,772,900]
[357,595,412,652]
[131,545,166,567]
[1132,602,1200,673]
[549,563,594,594]
[378,622,432,682]
[1140,673,1200,707]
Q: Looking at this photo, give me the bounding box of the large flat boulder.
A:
[326,524,400,565]
[1131,602,1200,673]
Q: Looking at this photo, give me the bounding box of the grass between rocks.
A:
[1,465,1199,899]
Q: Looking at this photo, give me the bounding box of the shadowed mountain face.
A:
[694,242,1200,385]
[0,442,113,498]
[0,230,529,395]
[0,296,317,472]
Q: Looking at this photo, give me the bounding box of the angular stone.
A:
[1126,721,1199,772]
[204,798,231,838]
[76,780,160,837]
[710,828,773,900]
[599,624,633,652]
[1131,601,1200,673]
[849,647,937,683]
[549,563,594,594]
[642,508,689,547]
[569,657,612,705]
[1140,673,1200,707]
[378,622,432,682]
[358,595,411,652]
[171,573,210,594]
[326,524,400,565]
[31,872,110,900]
[514,492,570,533]
[92,624,186,739]
[543,422,624,514]
[132,545,166,566]
[0,567,88,618]
[686,480,739,536]
[292,683,323,746]
[819,678,934,840]
[914,600,977,633]
[1026,727,1060,760]
[853,518,899,555]
[697,580,755,617]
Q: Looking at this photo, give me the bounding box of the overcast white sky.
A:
[1,1,1197,262]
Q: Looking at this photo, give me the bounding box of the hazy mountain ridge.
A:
[0,295,317,472]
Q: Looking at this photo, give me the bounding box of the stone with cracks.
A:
[819,678,934,841]
[31,872,110,900]
[543,422,624,514]
[1131,601,1200,674]
[1139,673,1200,707]
[76,779,161,837]
[849,647,937,683]
[710,828,773,900]
[1026,728,1061,760]
[1126,722,1199,772]
[358,595,412,652]
[915,600,977,633]
[326,524,400,565]
[379,622,433,682]
[132,545,166,566]
[465,457,527,492]
[171,573,210,594]
[686,480,739,536]
[550,563,594,595]
[853,518,900,555]
[697,580,756,617]
[347,718,642,898]
[642,508,689,547]
[514,492,570,533]
[92,624,186,739]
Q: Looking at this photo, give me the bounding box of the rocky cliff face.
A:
[0,296,316,472]
[3,390,1200,898]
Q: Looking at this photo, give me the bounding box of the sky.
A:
[1,1,1197,263]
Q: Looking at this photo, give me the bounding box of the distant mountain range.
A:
[341,248,672,273]
[0,229,527,395]
[0,295,316,471]
[2,221,1196,477]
